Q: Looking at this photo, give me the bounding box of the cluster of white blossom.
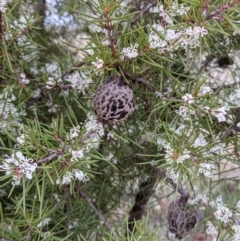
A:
[68,218,79,230]
[0,89,26,133]
[56,169,89,185]
[121,44,139,59]
[166,168,178,183]
[157,137,191,164]
[147,1,208,53]
[0,151,37,185]
[65,72,93,94]
[0,0,12,12]
[92,57,104,69]
[150,1,190,20]
[210,196,233,223]
[37,218,51,228]
[41,231,51,239]
[232,225,240,241]
[199,163,215,178]
[106,152,117,164]
[203,105,230,122]
[19,73,30,84]
[4,15,38,61]
[192,193,209,205]
[176,91,229,122]
[206,221,218,238]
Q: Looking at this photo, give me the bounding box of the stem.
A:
[131,1,157,25]
[78,187,114,231]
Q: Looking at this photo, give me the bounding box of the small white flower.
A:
[69,125,80,139]
[19,73,30,84]
[107,152,117,164]
[232,225,240,241]
[206,221,218,236]
[166,168,178,183]
[199,163,215,178]
[182,93,195,104]
[65,72,93,94]
[155,91,163,98]
[176,149,190,163]
[0,151,37,185]
[199,86,213,95]
[68,218,79,230]
[37,218,51,228]
[192,194,208,205]
[211,106,229,122]
[176,106,189,120]
[102,39,110,46]
[46,77,56,89]
[192,136,208,148]
[121,43,139,59]
[73,169,90,182]
[53,193,60,203]
[41,232,51,238]
[62,172,74,185]
[214,205,232,223]
[71,150,84,162]
[92,57,104,69]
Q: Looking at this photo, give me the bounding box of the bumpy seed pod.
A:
[167,195,198,240]
[93,76,135,122]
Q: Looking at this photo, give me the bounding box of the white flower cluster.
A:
[202,105,230,122]
[64,72,93,94]
[92,57,104,69]
[121,44,139,59]
[192,193,209,205]
[228,87,240,107]
[166,168,178,183]
[107,152,117,164]
[0,0,12,12]
[232,225,240,241]
[4,16,38,61]
[157,137,190,164]
[182,93,195,104]
[148,1,207,52]
[56,169,89,185]
[68,113,104,161]
[150,1,190,21]
[210,196,233,223]
[0,151,37,185]
[192,135,208,148]
[68,218,79,230]
[199,163,215,178]
[19,73,30,85]
[0,88,26,133]
[148,23,208,53]
[206,221,218,237]
[37,218,51,228]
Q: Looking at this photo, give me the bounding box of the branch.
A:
[78,187,114,231]
[63,62,85,77]
[131,1,157,25]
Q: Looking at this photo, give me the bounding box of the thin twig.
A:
[131,1,157,25]
[37,153,58,164]
[78,187,114,231]
[63,62,85,77]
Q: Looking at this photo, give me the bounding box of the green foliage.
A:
[1,0,240,240]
